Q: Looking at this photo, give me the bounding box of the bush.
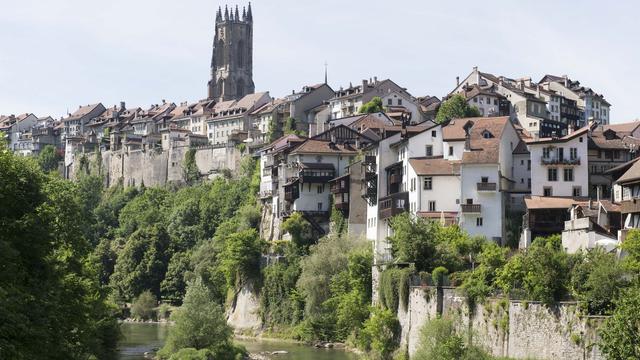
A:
[432,267,449,287]
[357,307,400,359]
[379,267,412,312]
[158,303,171,321]
[413,316,491,360]
[599,286,640,359]
[131,290,157,321]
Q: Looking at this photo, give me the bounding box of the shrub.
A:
[432,267,449,287]
[131,290,157,321]
[357,307,400,359]
[413,316,491,360]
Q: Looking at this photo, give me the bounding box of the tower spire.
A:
[224,5,229,20]
[247,2,252,21]
[324,61,328,84]
[216,6,222,22]
[235,5,240,21]
[242,6,247,21]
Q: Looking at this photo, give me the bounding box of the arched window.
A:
[217,78,225,98]
[237,40,245,68]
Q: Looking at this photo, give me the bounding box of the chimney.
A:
[456,76,460,86]
[120,101,126,111]
[563,75,569,87]
[568,123,575,134]
[537,85,541,98]
[355,137,360,149]
[474,67,480,84]
[330,133,336,144]
[374,76,378,83]
[363,79,368,87]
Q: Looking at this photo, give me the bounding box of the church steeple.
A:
[208,3,255,101]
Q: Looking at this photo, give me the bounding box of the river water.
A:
[117,323,359,360]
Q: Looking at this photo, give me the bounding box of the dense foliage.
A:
[0,144,119,359]
[435,94,481,123]
[359,96,384,114]
[413,316,493,360]
[158,278,245,359]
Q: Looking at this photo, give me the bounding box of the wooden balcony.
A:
[330,176,350,194]
[378,191,408,220]
[621,198,640,214]
[477,182,497,192]
[460,204,481,214]
[389,173,402,185]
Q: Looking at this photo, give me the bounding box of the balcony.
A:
[461,204,481,214]
[330,176,350,194]
[540,156,581,166]
[298,163,335,183]
[621,198,640,214]
[389,173,402,185]
[477,182,497,192]
[378,191,409,220]
[284,180,299,202]
[263,156,274,168]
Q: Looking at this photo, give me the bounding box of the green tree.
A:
[359,96,384,114]
[621,228,640,276]
[158,278,245,359]
[219,229,263,288]
[110,225,171,300]
[570,248,627,315]
[183,148,200,185]
[435,94,481,123]
[161,251,192,303]
[0,143,119,359]
[599,286,640,360]
[283,117,306,136]
[131,290,157,320]
[496,235,569,305]
[357,307,400,359]
[37,144,62,172]
[282,212,314,254]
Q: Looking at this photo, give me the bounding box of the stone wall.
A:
[399,286,604,360]
[70,145,242,187]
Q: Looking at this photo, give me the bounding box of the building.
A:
[328,78,413,120]
[539,75,611,126]
[208,4,254,102]
[61,103,106,141]
[1,113,39,154]
[206,92,271,145]
[588,121,640,197]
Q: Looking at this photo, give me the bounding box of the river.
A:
[118,322,359,360]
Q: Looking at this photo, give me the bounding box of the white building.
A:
[525,126,590,197]
[206,92,270,145]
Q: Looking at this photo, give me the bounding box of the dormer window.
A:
[481,130,493,139]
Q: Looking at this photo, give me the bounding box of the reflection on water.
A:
[117,323,359,360]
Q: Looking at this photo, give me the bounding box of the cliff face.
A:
[227,281,262,332]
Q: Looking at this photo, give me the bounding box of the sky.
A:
[1,0,639,123]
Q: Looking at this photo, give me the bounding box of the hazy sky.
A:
[1,0,638,122]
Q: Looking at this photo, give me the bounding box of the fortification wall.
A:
[78,145,244,187]
[399,287,604,359]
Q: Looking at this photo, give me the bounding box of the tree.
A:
[283,117,306,136]
[219,229,263,288]
[281,212,314,254]
[413,317,491,360]
[183,148,200,185]
[357,307,400,359]
[110,225,171,300]
[131,290,157,320]
[496,235,569,305]
[359,96,384,114]
[0,143,119,359]
[570,248,627,315]
[158,278,245,360]
[37,144,62,172]
[161,252,192,303]
[599,286,640,359]
[435,94,481,123]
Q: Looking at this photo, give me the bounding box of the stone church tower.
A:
[208,4,255,102]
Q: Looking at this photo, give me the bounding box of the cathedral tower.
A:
[208,3,255,102]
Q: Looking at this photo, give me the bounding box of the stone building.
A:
[208,4,254,102]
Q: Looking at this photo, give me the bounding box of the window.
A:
[557,147,564,161]
[548,168,558,181]
[428,201,436,211]
[317,185,323,194]
[527,160,531,170]
[473,97,478,102]
[570,148,577,160]
[425,145,433,157]
[579,137,583,143]
[397,99,402,105]
[481,176,489,183]
[431,130,437,137]
[317,202,323,211]
[543,187,553,196]
[520,160,524,165]
[387,98,392,105]
[564,168,574,181]
[573,186,582,197]
[448,146,454,156]
[476,217,483,226]
[543,148,550,158]
[528,178,531,189]
[423,177,433,190]
[316,155,323,162]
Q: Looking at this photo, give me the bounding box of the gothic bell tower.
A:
[208,3,255,102]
